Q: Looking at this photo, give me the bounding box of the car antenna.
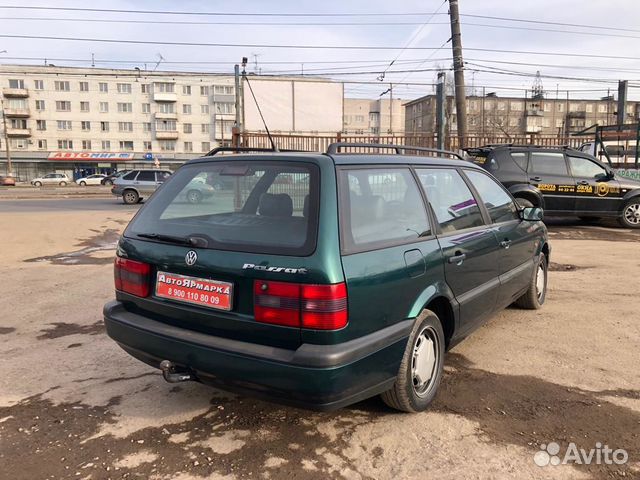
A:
[242,66,279,152]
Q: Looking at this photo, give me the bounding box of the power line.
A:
[1,33,640,60]
[461,13,640,34]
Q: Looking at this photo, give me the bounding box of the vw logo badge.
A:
[185,250,198,266]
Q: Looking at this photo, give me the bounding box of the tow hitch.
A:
[159,360,196,383]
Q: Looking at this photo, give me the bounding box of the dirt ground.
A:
[0,208,638,480]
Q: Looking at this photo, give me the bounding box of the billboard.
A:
[47,152,136,161]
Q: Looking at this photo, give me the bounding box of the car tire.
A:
[514,252,548,310]
[380,310,445,412]
[104,179,113,186]
[33,181,42,187]
[186,189,203,204]
[619,197,640,228]
[79,181,86,186]
[59,181,67,187]
[123,189,139,205]
[515,197,534,208]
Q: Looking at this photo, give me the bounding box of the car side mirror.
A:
[521,207,544,221]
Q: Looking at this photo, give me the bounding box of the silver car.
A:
[31,173,71,187]
[111,170,172,204]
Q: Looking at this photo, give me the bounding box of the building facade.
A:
[404,94,640,138]
[343,98,405,135]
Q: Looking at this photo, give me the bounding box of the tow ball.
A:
[159,360,196,383]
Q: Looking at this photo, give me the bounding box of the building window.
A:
[556,119,563,128]
[201,124,210,134]
[100,121,109,132]
[143,122,152,132]
[119,141,134,151]
[586,104,593,113]
[159,140,176,151]
[200,86,209,96]
[34,79,44,90]
[141,84,149,94]
[201,142,210,152]
[101,140,110,151]
[37,139,47,149]
[10,118,27,129]
[79,81,89,92]
[99,102,109,113]
[36,120,47,131]
[80,101,90,112]
[57,120,72,130]
[182,104,192,114]
[558,103,565,112]
[183,123,192,134]
[81,121,91,131]
[8,79,24,89]
[117,102,133,113]
[117,83,132,94]
[155,82,175,93]
[184,141,193,152]
[201,104,210,114]
[569,103,580,112]
[36,100,46,111]
[158,103,175,114]
[216,102,235,114]
[156,120,176,131]
[56,101,71,112]
[10,139,28,149]
[58,139,73,149]
[598,104,607,113]
[142,103,151,113]
[182,85,191,95]
[214,85,234,95]
[82,140,92,150]
[99,82,108,93]
[54,81,70,92]
[143,141,152,150]
[118,122,133,132]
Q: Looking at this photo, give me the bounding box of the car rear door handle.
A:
[500,239,512,249]
[530,176,542,182]
[448,252,466,265]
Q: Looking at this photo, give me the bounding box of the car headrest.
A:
[258,193,293,217]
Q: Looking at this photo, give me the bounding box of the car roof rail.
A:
[205,146,309,156]
[326,142,464,160]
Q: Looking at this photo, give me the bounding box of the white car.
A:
[31,173,71,187]
[76,174,107,186]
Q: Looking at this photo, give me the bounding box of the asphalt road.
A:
[0,197,141,212]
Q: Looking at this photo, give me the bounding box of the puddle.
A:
[549,262,590,272]
[24,229,120,266]
[0,327,16,335]
[37,321,104,340]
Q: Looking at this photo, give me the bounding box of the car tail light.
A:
[114,257,151,297]
[254,281,348,330]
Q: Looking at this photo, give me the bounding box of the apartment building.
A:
[404,94,640,138]
[343,98,405,135]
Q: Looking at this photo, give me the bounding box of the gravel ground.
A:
[0,208,638,480]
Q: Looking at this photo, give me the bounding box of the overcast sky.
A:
[1,0,639,101]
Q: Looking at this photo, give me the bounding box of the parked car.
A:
[103,143,549,412]
[465,144,640,228]
[101,170,132,186]
[0,175,16,186]
[111,170,172,204]
[31,173,70,187]
[76,174,107,186]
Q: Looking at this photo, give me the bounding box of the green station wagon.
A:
[104,143,550,412]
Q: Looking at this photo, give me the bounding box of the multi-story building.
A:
[0,65,343,180]
[343,98,405,135]
[404,94,640,138]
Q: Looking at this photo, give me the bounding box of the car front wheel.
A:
[122,189,139,205]
[186,189,203,204]
[514,252,548,309]
[33,181,42,187]
[380,310,445,412]
[79,181,86,186]
[619,198,640,228]
[59,181,67,186]
[104,179,113,186]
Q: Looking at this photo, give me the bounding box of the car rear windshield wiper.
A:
[136,233,203,247]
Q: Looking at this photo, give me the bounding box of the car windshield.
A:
[125,160,319,255]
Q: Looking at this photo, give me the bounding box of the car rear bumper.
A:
[103,300,410,410]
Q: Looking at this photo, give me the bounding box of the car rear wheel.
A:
[123,189,139,205]
[59,181,67,186]
[33,181,42,187]
[380,310,445,412]
[619,198,640,228]
[79,181,86,186]
[104,179,113,186]
[514,253,547,309]
[186,189,203,204]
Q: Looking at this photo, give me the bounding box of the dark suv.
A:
[103,144,550,412]
[465,144,640,228]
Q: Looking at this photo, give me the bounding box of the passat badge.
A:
[185,250,198,266]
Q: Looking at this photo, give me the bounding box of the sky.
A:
[0,0,639,101]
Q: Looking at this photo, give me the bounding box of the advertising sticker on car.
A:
[155,271,232,310]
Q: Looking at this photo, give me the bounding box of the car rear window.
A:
[125,161,319,255]
[122,171,138,180]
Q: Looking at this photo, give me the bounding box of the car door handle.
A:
[448,252,466,265]
[530,176,542,182]
[500,239,512,249]
[577,180,589,185]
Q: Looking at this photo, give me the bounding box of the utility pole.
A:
[0,97,12,176]
[233,64,243,147]
[617,80,628,126]
[448,0,468,149]
[436,72,446,150]
[389,83,393,135]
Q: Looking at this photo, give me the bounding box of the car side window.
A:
[417,168,485,233]
[136,171,155,182]
[568,156,608,179]
[122,171,138,181]
[510,152,528,171]
[529,152,568,176]
[340,168,431,249]
[156,171,172,183]
[464,170,520,223]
